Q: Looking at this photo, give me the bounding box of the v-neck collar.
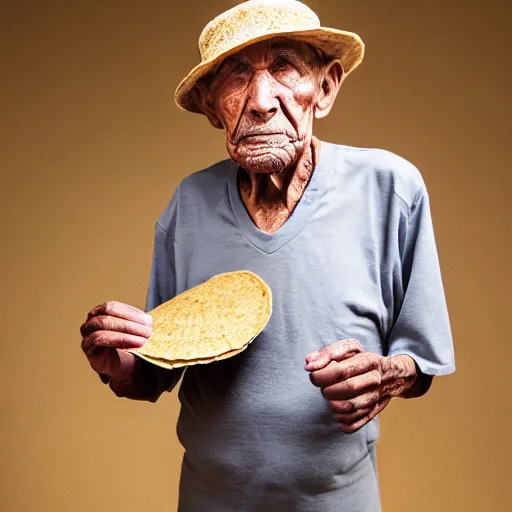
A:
[227,140,335,254]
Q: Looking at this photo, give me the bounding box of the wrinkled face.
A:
[203,39,327,174]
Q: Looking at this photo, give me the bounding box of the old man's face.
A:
[199,39,342,174]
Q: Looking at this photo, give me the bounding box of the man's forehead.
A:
[231,37,313,60]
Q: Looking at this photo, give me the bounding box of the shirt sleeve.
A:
[386,187,456,376]
[141,191,185,400]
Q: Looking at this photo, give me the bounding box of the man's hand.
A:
[305,339,419,433]
[80,301,153,384]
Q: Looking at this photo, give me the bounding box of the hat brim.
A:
[174,27,365,114]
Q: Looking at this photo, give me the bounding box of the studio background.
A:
[2,1,510,511]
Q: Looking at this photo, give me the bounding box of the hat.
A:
[174,0,365,113]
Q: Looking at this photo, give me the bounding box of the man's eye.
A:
[271,58,292,72]
[230,61,251,75]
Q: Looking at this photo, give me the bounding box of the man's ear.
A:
[193,82,224,129]
[315,60,344,119]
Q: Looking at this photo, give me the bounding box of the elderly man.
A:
[80,1,455,511]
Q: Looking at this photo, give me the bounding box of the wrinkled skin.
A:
[197,38,343,234]
[200,39,333,174]
[80,301,155,399]
[81,38,432,422]
[197,37,432,431]
[304,339,430,433]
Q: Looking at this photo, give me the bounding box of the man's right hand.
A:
[80,301,153,383]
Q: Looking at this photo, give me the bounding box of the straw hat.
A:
[175,0,365,113]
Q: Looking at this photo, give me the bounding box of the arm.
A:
[305,185,454,432]
[109,190,185,400]
[82,190,184,402]
[386,187,455,377]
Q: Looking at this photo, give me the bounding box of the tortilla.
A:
[130,345,248,370]
[129,271,272,367]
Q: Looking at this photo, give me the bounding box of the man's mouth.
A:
[240,132,281,140]
[238,132,290,145]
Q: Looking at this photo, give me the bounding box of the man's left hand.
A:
[305,340,420,433]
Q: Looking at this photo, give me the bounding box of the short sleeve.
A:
[387,188,456,376]
[143,189,185,399]
[145,222,177,311]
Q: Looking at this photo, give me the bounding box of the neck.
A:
[238,136,320,234]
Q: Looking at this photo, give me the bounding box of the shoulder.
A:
[325,142,426,208]
[156,158,232,232]
[180,158,233,195]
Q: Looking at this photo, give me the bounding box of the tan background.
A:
[2,0,511,510]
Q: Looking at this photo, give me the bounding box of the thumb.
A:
[304,350,331,371]
[305,338,364,372]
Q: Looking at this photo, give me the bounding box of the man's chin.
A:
[232,145,296,174]
[238,155,286,174]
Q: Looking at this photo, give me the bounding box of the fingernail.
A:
[144,314,153,325]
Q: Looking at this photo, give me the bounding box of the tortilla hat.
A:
[174,0,365,114]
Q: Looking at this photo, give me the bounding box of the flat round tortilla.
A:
[131,345,248,370]
[129,271,272,367]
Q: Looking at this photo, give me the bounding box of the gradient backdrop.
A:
[2,1,511,511]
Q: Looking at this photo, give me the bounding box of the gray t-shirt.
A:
[144,141,455,512]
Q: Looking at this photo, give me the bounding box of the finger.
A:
[327,338,365,361]
[372,397,391,419]
[320,370,382,399]
[339,413,373,434]
[305,338,364,371]
[325,352,381,382]
[329,389,381,414]
[339,398,391,434]
[80,315,153,338]
[304,351,332,371]
[86,301,153,326]
[305,339,362,367]
[309,360,336,387]
[309,352,379,388]
[81,330,147,353]
[333,406,373,425]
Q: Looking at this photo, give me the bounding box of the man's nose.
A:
[246,71,279,123]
